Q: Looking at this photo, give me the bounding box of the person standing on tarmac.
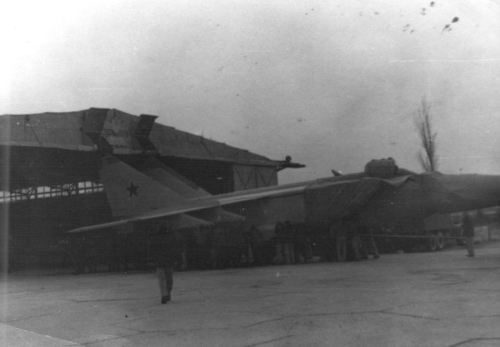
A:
[283,221,296,265]
[462,215,475,257]
[359,226,380,260]
[332,219,347,262]
[348,221,363,261]
[248,225,265,266]
[149,224,176,304]
[274,222,286,264]
[293,225,313,264]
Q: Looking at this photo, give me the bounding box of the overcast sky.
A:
[1,0,500,183]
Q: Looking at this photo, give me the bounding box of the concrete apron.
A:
[0,323,83,347]
[1,241,500,347]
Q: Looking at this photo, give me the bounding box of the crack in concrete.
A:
[81,332,142,346]
[248,291,309,299]
[103,325,295,347]
[115,326,231,335]
[4,313,54,323]
[375,301,449,321]
[472,288,500,293]
[10,326,34,347]
[379,310,440,321]
[411,271,471,287]
[447,337,500,347]
[110,307,277,328]
[246,282,282,289]
[68,298,144,303]
[254,302,286,311]
[253,305,442,322]
[471,314,500,318]
[243,334,294,347]
[297,300,443,321]
[243,316,287,328]
[111,313,296,337]
[62,301,447,346]
[114,302,442,336]
[112,314,288,334]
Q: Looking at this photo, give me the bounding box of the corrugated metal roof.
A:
[0,108,276,166]
[0,110,93,150]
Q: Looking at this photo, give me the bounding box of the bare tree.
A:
[414,97,438,172]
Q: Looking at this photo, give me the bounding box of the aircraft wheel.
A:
[435,231,445,251]
[427,233,437,252]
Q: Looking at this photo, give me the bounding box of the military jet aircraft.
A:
[68,155,500,251]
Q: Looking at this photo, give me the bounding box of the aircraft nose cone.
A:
[454,174,500,208]
[481,175,500,204]
[432,173,500,213]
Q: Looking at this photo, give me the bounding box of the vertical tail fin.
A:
[142,157,211,199]
[99,156,196,219]
[142,157,245,223]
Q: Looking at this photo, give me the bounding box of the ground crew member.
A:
[149,224,175,304]
[463,215,475,257]
[365,227,380,259]
[174,230,188,271]
[359,226,380,260]
[283,221,295,264]
[274,222,286,264]
[348,221,363,261]
[248,225,265,266]
[332,220,347,262]
[293,225,313,263]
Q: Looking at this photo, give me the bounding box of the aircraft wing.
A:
[303,175,412,225]
[68,219,133,234]
[68,184,307,233]
[68,186,305,233]
[211,185,308,205]
[68,208,215,233]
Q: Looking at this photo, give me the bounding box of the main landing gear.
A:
[426,231,445,252]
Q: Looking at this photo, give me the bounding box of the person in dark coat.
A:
[333,219,347,262]
[462,215,475,257]
[283,221,295,265]
[274,222,286,264]
[247,225,265,266]
[292,224,313,264]
[149,224,176,304]
[359,226,380,260]
[348,221,363,261]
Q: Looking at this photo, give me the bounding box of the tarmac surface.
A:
[1,241,500,347]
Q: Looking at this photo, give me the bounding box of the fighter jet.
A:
[68,156,500,250]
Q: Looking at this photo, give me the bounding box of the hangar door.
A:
[233,165,277,191]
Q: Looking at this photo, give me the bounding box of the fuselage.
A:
[193,169,500,234]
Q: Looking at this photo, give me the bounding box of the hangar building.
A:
[0,108,285,270]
